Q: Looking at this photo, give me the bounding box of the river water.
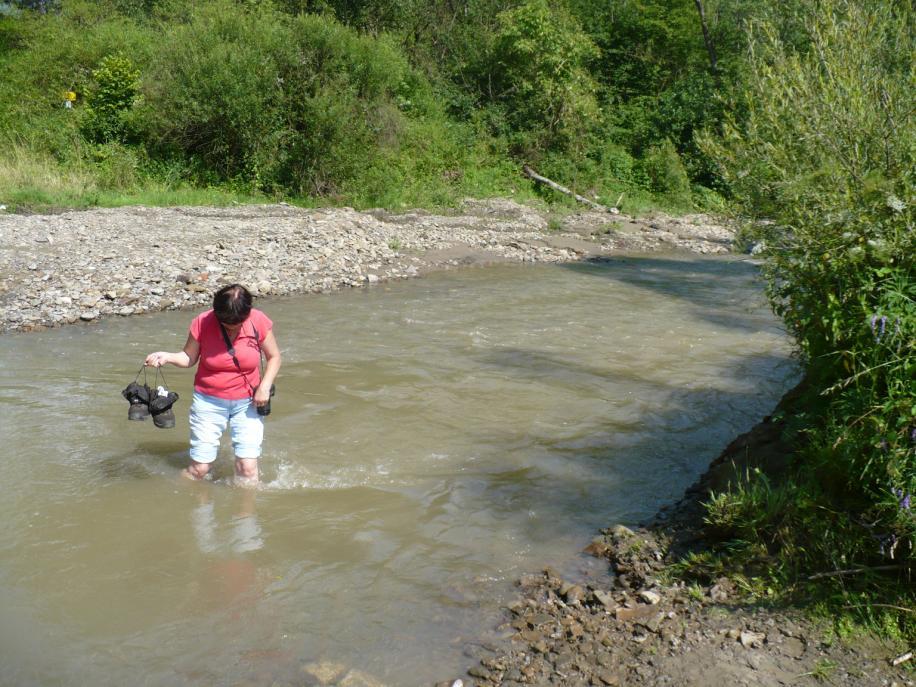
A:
[0,256,797,686]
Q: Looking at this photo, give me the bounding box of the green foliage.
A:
[136,2,440,196]
[80,53,140,143]
[639,139,692,204]
[704,468,791,546]
[89,141,144,189]
[483,0,599,153]
[0,0,154,165]
[565,0,750,186]
[702,0,915,498]
[694,0,915,642]
[0,0,776,210]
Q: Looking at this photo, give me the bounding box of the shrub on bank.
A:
[639,139,692,206]
[80,53,141,144]
[697,0,915,633]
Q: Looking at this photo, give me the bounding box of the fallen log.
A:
[523,166,619,214]
[892,651,913,666]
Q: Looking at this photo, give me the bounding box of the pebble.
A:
[593,589,616,609]
[300,660,348,684]
[638,590,662,605]
[739,630,766,649]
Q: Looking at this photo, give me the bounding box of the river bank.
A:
[456,386,914,687]
[0,199,732,333]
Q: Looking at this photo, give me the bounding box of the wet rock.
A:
[467,665,492,680]
[638,590,661,605]
[518,574,542,588]
[739,630,766,649]
[528,613,553,627]
[610,525,634,538]
[338,669,386,687]
[615,605,658,623]
[562,584,586,605]
[582,539,611,557]
[300,661,348,685]
[635,611,665,634]
[592,589,616,610]
[518,628,543,643]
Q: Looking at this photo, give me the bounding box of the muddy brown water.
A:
[0,256,797,686]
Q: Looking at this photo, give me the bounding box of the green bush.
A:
[701,0,915,574]
[483,0,599,153]
[80,54,140,143]
[90,141,144,190]
[598,143,640,186]
[639,139,692,205]
[0,0,154,144]
[136,2,434,195]
[704,469,791,547]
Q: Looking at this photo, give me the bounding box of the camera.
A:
[257,384,276,416]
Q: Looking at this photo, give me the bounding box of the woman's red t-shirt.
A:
[190,309,273,400]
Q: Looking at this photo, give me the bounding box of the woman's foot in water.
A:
[234,457,259,487]
[183,460,212,481]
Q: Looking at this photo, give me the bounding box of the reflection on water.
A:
[191,486,264,556]
[0,256,798,686]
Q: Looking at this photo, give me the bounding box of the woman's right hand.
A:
[145,352,169,367]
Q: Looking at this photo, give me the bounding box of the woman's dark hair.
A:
[213,284,253,324]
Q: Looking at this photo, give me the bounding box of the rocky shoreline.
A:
[455,396,913,687]
[0,199,733,333]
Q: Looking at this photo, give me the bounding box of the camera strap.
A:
[219,320,261,396]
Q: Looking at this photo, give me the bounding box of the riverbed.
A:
[0,256,797,686]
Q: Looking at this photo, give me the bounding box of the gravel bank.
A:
[0,199,734,333]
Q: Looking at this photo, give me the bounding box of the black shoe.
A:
[150,389,179,429]
[122,382,151,421]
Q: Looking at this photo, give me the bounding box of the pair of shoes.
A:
[121,382,179,428]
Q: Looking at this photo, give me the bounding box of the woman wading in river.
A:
[145,284,281,484]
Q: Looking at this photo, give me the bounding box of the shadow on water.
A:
[97,441,189,480]
[470,345,798,540]
[561,255,781,336]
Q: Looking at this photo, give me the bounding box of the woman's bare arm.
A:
[145,334,200,368]
[253,330,281,406]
